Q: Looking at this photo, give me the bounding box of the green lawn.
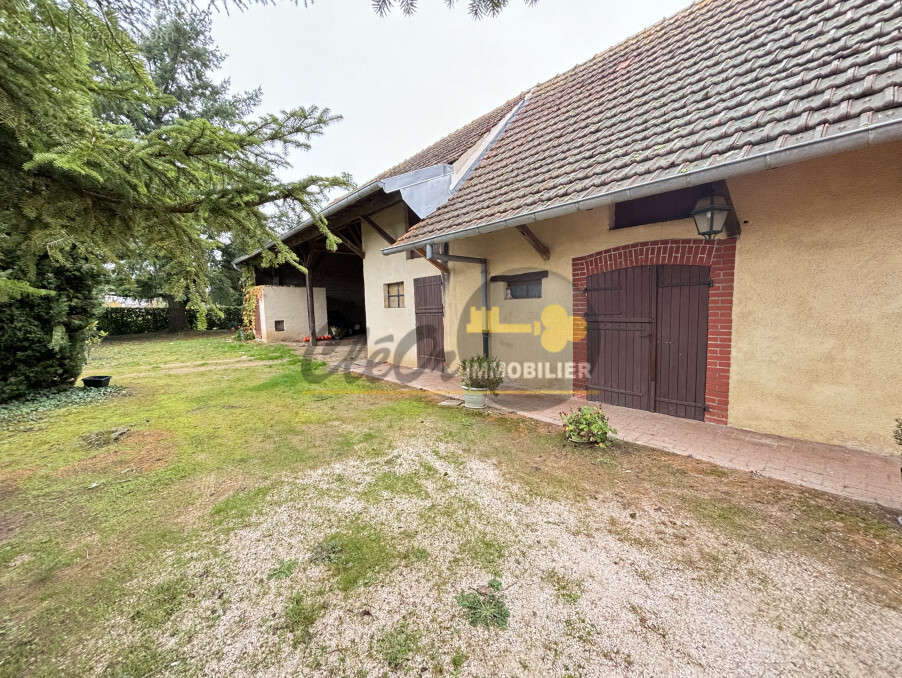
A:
[1,334,900,677]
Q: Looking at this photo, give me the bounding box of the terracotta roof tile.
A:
[393,0,902,247]
[371,96,524,182]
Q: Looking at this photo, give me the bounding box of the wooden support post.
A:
[304,253,317,347]
[516,225,551,260]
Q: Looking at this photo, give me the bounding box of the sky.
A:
[212,0,690,187]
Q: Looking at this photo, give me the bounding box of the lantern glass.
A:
[691,195,731,239]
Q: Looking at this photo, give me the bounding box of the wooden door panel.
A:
[655,265,710,420]
[585,267,655,412]
[414,275,445,371]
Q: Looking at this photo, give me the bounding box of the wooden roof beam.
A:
[516,225,550,260]
[415,248,450,274]
[361,214,395,245]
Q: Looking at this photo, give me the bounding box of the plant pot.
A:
[462,386,487,409]
[82,375,111,388]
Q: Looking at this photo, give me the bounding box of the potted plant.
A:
[458,356,504,409]
[561,406,617,447]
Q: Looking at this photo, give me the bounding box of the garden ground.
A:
[1,333,901,677]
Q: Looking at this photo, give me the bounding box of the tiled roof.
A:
[393,0,902,248]
[372,96,523,181]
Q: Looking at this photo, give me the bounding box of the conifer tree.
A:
[101,9,266,328]
[0,0,348,395]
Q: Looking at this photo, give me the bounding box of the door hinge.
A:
[584,286,623,293]
[658,279,713,288]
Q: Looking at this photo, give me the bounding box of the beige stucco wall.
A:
[362,203,441,367]
[258,285,328,342]
[726,140,902,455]
[444,211,701,388]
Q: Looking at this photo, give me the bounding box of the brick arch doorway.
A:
[572,239,736,425]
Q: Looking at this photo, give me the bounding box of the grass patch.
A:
[405,546,429,563]
[101,636,173,677]
[268,558,298,581]
[310,524,397,591]
[462,535,505,573]
[457,579,509,629]
[376,623,420,670]
[684,497,761,540]
[211,486,271,523]
[362,471,428,502]
[130,576,190,627]
[284,591,325,644]
[451,650,468,673]
[543,570,584,604]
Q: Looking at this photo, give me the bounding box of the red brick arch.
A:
[571,238,736,425]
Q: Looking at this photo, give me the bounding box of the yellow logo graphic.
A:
[465,304,586,353]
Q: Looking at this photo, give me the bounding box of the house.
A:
[236,0,902,456]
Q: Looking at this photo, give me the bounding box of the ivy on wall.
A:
[242,286,262,339]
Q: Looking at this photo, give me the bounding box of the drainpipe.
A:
[425,244,489,358]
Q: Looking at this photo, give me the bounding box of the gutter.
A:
[382,119,902,254]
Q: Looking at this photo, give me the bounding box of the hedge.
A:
[98,306,243,336]
[0,248,104,402]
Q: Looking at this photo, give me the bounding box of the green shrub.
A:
[561,406,617,447]
[97,306,242,335]
[0,248,104,402]
[894,418,902,449]
[459,355,504,393]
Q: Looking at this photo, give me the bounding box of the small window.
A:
[274,320,285,332]
[506,280,542,299]
[384,282,404,308]
[491,271,548,300]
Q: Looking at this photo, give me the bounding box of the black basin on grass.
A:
[82,375,112,388]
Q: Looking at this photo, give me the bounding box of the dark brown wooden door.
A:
[585,265,709,421]
[654,266,710,420]
[585,267,655,411]
[414,275,445,371]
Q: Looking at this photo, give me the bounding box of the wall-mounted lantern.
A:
[690,194,731,240]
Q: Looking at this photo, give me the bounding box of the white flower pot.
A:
[462,386,487,409]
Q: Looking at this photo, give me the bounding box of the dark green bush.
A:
[0,248,104,402]
[97,306,242,335]
[97,308,168,335]
[201,306,242,330]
